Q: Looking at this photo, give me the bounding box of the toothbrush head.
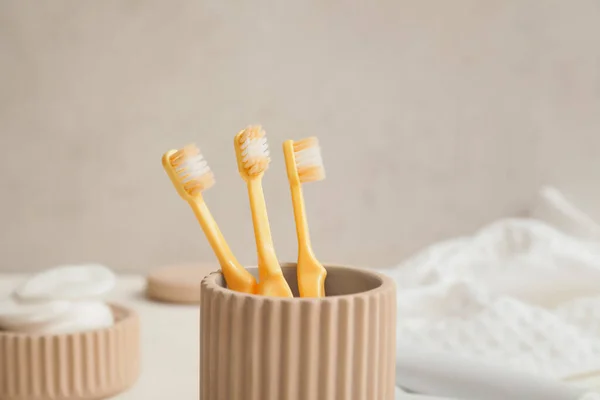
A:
[284,137,325,185]
[162,144,215,201]
[234,125,270,180]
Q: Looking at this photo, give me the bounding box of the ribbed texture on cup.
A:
[200,265,397,400]
[0,304,140,400]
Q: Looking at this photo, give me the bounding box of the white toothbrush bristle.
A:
[238,126,270,176]
[293,137,325,183]
[169,144,215,195]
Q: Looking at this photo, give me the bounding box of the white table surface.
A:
[2,274,598,400]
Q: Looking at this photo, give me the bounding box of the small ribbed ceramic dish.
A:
[0,303,140,400]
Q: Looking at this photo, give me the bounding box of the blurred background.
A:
[1,0,600,273]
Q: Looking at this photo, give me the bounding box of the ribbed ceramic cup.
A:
[0,303,140,400]
[200,263,397,400]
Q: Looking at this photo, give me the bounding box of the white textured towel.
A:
[382,187,600,398]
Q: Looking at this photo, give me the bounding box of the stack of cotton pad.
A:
[0,264,116,334]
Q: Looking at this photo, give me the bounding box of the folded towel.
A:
[380,187,600,397]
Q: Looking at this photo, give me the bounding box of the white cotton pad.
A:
[0,300,114,334]
[13,264,116,303]
[40,301,115,334]
[0,299,72,331]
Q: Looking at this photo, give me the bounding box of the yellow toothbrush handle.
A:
[283,139,313,254]
[246,179,283,280]
[188,199,257,294]
[289,183,326,297]
[283,140,326,298]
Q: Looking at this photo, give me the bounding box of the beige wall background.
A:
[1,1,599,273]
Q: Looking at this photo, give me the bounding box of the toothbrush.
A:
[283,137,327,297]
[234,126,293,297]
[162,144,258,294]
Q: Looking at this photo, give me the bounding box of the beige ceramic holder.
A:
[0,303,140,400]
[200,263,397,400]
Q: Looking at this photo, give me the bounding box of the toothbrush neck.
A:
[247,178,280,273]
[291,184,314,258]
[190,199,235,267]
